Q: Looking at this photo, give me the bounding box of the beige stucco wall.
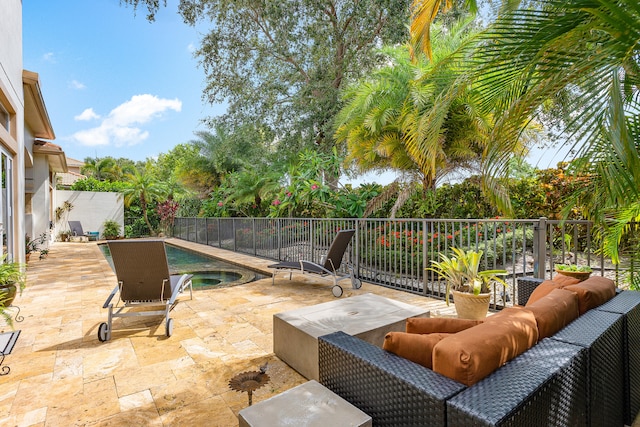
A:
[0,0,26,261]
[55,191,124,239]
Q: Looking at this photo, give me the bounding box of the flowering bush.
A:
[157,200,179,235]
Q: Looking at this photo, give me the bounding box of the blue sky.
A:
[22,0,224,163]
[22,0,567,185]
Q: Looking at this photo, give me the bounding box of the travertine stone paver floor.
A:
[0,239,458,426]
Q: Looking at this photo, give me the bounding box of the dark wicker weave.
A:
[596,290,640,426]
[317,292,637,427]
[516,277,544,306]
[318,331,465,427]
[447,338,588,426]
[551,309,625,427]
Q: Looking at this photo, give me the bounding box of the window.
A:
[0,103,8,133]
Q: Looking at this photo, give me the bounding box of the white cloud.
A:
[69,80,86,90]
[71,94,182,147]
[42,52,55,62]
[74,108,100,121]
[187,43,196,53]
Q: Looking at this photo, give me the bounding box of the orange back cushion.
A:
[526,276,580,306]
[563,276,616,315]
[405,317,483,334]
[383,332,450,369]
[432,307,538,386]
[524,288,580,338]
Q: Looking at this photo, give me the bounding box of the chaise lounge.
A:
[318,275,640,426]
[97,239,193,341]
[268,229,361,297]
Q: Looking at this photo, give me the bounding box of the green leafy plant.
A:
[0,254,27,327]
[429,247,507,305]
[102,220,121,239]
[0,256,26,291]
[26,232,47,255]
[555,264,592,273]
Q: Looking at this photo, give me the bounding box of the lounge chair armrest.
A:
[299,260,332,275]
[103,284,120,309]
[168,274,193,305]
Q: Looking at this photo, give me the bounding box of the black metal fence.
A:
[173,217,628,307]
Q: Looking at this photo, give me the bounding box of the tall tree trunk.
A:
[141,198,155,236]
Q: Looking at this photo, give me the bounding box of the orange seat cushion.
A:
[383,332,450,369]
[526,276,580,306]
[405,317,483,334]
[523,288,580,338]
[432,307,538,386]
[563,276,616,315]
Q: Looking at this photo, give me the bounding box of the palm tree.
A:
[224,167,282,215]
[336,20,519,213]
[122,168,167,236]
[469,0,640,248]
[409,0,478,59]
[81,157,117,181]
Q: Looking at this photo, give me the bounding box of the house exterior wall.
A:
[30,155,52,241]
[55,191,124,239]
[0,0,26,261]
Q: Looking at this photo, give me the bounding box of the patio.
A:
[0,238,456,426]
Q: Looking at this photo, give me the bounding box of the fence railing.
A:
[173,217,627,308]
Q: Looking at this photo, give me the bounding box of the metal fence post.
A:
[534,217,547,279]
[354,219,360,280]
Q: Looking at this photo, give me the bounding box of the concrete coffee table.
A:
[274,293,429,380]
[238,380,372,427]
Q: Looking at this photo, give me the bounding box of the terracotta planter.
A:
[452,290,490,320]
[0,283,17,307]
[555,269,592,282]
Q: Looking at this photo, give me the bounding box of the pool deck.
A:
[0,239,460,426]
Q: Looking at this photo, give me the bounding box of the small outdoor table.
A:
[238,380,371,427]
[274,293,429,380]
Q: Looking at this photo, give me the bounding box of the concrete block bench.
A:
[273,293,429,380]
[238,380,371,427]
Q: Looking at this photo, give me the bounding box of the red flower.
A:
[217,202,223,207]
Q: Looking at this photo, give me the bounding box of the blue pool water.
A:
[99,243,265,289]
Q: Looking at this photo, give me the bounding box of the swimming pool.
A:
[99,243,266,289]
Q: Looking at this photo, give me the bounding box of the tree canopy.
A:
[121,0,410,160]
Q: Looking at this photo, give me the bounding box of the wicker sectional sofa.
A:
[318,278,640,426]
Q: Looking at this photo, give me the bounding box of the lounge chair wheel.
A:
[332,285,343,298]
[351,278,362,289]
[166,318,174,337]
[98,322,109,342]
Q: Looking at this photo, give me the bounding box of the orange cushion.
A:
[552,274,583,287]
[563,276,616,315]
[383,332,450,369]
[526,276,580,306]
[524,288,580,338]
[405,317,483,334]
[432,307,538,386]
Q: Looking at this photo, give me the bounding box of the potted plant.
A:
[429,247,507,320]
[102,220,121,240]
[0,255,26,327]
[25,232,47,261]
[555,264,592,281]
